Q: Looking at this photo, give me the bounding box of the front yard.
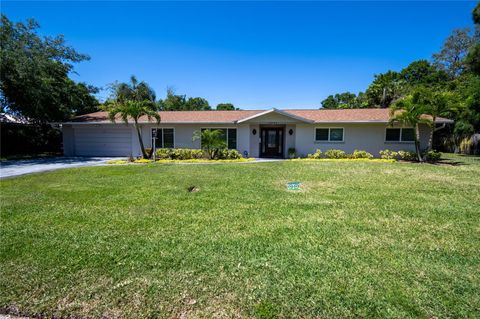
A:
[1,155,479,318]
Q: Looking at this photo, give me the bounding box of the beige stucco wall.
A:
[294,123,430,158]
[65,122,431,158]
[140,123,251,156]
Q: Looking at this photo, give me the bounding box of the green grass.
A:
[1,154,479,318]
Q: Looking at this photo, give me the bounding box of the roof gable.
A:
[236,108,313,124]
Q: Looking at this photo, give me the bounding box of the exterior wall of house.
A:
[294,123,430,158]
[140,123,251,156]
[65,122,432,158]
[285,124,296,156]
[249,124,260,157]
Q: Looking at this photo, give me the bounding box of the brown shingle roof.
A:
[69,108,453,124]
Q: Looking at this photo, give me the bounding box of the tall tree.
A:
[466,3,480,75]
[400,60,449,88]
[0,15,99,122]
[110,75,156,103]
[105,100,160,158]
[185,97,211,110]
[432,28,477,78]
[158,88,186,111]
[366,71,405,108]
[321,92,366,109]
[216,103,236,110]
[389,90,433,162]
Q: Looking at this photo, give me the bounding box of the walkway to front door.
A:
[260,127,284,158]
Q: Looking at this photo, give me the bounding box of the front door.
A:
[260,128,284,158]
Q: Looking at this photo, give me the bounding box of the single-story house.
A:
[62,108,453,158]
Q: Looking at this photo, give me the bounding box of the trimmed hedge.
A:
[153,148,242,160]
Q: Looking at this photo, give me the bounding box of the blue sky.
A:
[2,1,477,109]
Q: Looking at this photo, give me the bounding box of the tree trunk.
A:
[134,120,148,158]
[427,116,436,152]
[414,124,423,162]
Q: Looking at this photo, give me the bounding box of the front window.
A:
[152,128,175,148]
[201,128,237,149]
[386,128,414,142]
[315,128,344,142]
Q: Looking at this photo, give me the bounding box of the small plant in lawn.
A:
[254,301,279,319]
[424,150,442,162]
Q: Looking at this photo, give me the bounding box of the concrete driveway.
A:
[0,157,122,179]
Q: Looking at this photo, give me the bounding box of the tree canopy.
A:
[216,103,237,110]
[0,15,99,122]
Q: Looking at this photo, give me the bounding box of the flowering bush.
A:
[307,149,322,159]
[350,150,373,159]
[379,149,398,160]
[324,149,348,159]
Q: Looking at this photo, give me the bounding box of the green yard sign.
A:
[287,181,301,190]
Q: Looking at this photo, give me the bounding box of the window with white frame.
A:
[385,128,415,142]
[201,128,237,149]
[315,128,344,142]
[152,128,174,148]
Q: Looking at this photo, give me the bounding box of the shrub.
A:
[307,149,322,159]
[288,147,296,156]
[424,150,441,162]
[379,149,398,160]
[155,148,204,160]
[350,149,373,159]
[214,149,242,160]
[397,150,417,161]
[154,148,242,160]
[324,149,348,159]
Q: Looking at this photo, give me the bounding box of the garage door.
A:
[74,126,132,156]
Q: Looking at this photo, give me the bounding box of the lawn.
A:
[1,155,479,319]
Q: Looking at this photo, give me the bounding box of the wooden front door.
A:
[260,128,284,158]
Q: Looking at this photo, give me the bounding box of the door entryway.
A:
[260,127,284,158]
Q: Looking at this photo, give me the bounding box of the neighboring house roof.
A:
[67,108,453,124]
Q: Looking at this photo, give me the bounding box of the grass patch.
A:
[1,154,479,318]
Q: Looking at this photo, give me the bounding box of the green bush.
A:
[155,148,204,160]
[424,150,441,162]
[350,149,373,159]
[307,149,322,159]
[214,149,242,160]
[154,148,242,160]
[379,149,398,160]
[397,150,417,161]
[325,149,348,159]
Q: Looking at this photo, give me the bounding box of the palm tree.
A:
[424,91,458,151]
[192,129,226,159]
[105,100,160,158]
[389,90,432,162]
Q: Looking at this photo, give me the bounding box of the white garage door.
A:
[74,126,132,156]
